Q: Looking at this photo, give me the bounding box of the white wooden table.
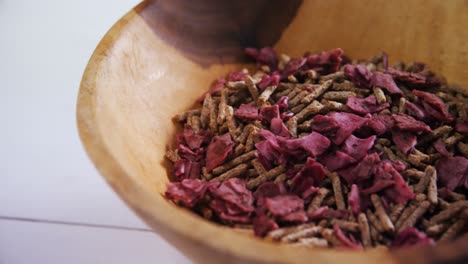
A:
[0,1,190,263]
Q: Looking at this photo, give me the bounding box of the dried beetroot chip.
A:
[165,179,208,208]
[281,112,294,122]
[282,57,307,77]
[182,125,212,150]
[309,206,349,220]
[205,133,234,172]
[271,118,292,137]
[276,132,329,157]
[339,153,380,184]
[404,100,427,121]
[178,144,204,162]
[437,188,453,200]
[382,162,415,203]
[436,156,468,190]
[365,114,394,135]
[391,128,417,154]
[255,140,279,169]
[347,95,390,115]
[175,157,201,179]
[325,209,350,220]
[278,210,308,223]
[361,179,395,194]
[387,68,428,87]
[265,194,304,217]
[327,112,369,145]
[390,160,407,172]
[343,134,377,161]
[308,206,329,220]
[456,119,468,135]
[258,72,281,90]
[311,114,340,134]
[245,47,278,70]
[260,105,280,123]
[291,132,331,157]
[371,72,403,95]
[219,212,251,223]
[344,64,372,88]
[392,114,432,134]
[413,90,453,122]
[291,158,327,198]
[320,151,357,171]
[391,227,435,249]
[348,184,361,216]
[235,103,259,120]
[227,70,247,82]
[276,96,289,112]
[305,48,344,74]
[433,139,451,157]
[302,186,320,200]
[254,182,283,200]
[198,77,226,102]
[253,214,278,237]
[210,178,255,214]
[333,224,363,249]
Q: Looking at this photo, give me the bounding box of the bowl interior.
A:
[78,0,468,263]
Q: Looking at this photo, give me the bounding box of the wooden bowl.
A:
[77,0,468,263]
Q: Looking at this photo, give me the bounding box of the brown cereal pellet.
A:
[301,80,333,104]
[358,213,372,248]
[212,150,257,175]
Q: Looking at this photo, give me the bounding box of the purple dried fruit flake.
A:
[165,179,208,208]
[270,118,292,138]
[210,178,255,223]
[205,133,234,172]
[344,64,372,88]
[320,151,357,171]
[391,227,435,249]
[413,90,453,122]
[456,119,468,135]
[327,112,368,145]
[259,105,280,123]
[282,57,307,77]
[433,139,451,157]
[290,158,327,198]
[227,70,247,82]
[253,214,278,237]
[436,156,468,190]
[392,114,432,134]
[348,184,361,216]
[342,134,376,161]
[391,129,417,154]
[306,48,344,74]
[371,71,403,95]
[346,95,390,115]
[381,162,415,203]
[182,125,212,150]
[276,96,289,112]
[257,72,281,90]
[311,114,340,134]
[404,101,427,121]
[333,224,363,250]
[338,153,380,184]
[265,195,306,220]
[365,114,394,135]
[245,47,278,70]
[234,103,259,120]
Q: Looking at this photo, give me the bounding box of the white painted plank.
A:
[0,0,151,228]
[0,219,191,264]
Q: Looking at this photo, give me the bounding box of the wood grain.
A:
[77,0,468,263]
